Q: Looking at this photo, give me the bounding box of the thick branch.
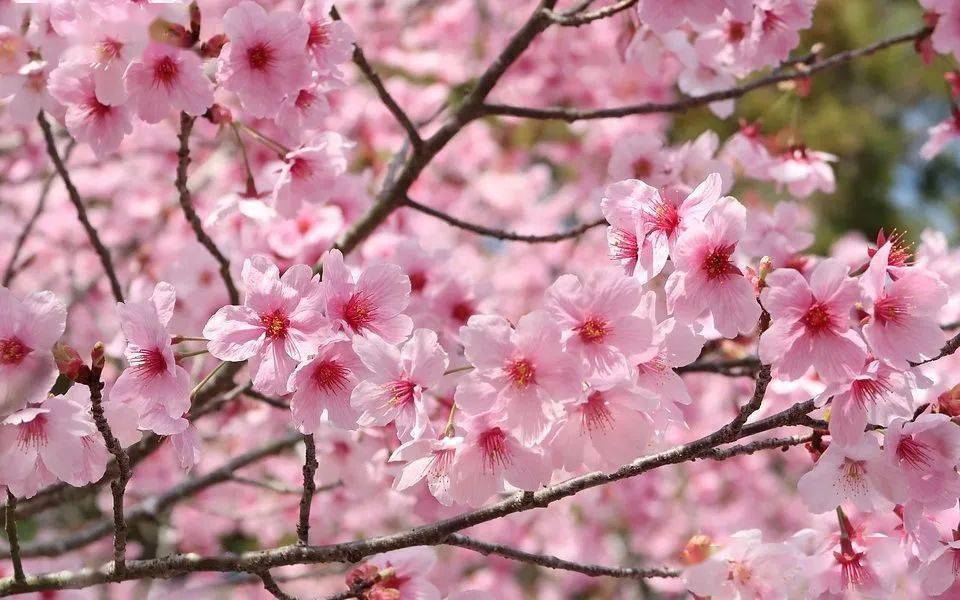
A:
[675,356,761,376]
[297,434,319,545]
[37,112,124,302]
[176,113,240,304]
[403,196,605,243]
[446,534,679,579]
[480,27,931,121]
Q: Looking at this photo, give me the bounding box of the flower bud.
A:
[91,342,106,371]
[205,103,233,125]
[937,383,960,417]
[681,534,712,565]
[53,342,87,382]
[200,34,228,59]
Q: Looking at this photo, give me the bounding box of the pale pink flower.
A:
[389,435,462,505]
[881,414,960,511]
[0,387,108,498]
[112,282,190,435]
[82,17,146,105]
[320,249,413,343]
[424,273,484,343]
[0,60,59,125]
[274,79,333,134]
[456,311,583,446]
[601,173,723,283]
[921,109,960,160]
[918,532,960,596]
[665,197,761,337]
[636,0,752,33]
[797,435,896,514]
[357,547,441,600]
[721,121,774,179]
[768,144,836,198]
[759,259,867,381]
[807,533,901,598]
[48,62,133,157]
[449,413,551,507]
[816,360,902,447]
[0,287,66,418]
[606,134,673,185]
[932,4,960,61]
[750,0,815,67]
[684,530,804,600]
[545,269,652,378]
[741,201,814,264]
[0,26,27,76]
[302,0,355,75]
[287,335,368,432]
[547,380,654,471]
[203,257,328,395]
[351,329,448,441]
[218,0,311,118]
[171,424,201,471]
[860,242,948,368]
[123,43,214,124]
[271,132,349,218]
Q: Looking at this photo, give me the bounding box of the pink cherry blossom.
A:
[932,3,960,60]
[0,60,59,125]
[741,201,814,265]
[545,268,652,378]
[0,387,108,498]
[768,144,837,198]
[320,249,413,343]
[759,259,867,381]
[389,435,462,505]
[203,256,328,395]
[287,335,368,432]
[797,435,896,514]
[860,242,948,368]
[355,547,441,600]
[302,0,355,75]
[351,329,448,441]
[816,359,904,447]
[271,133,350,218]
[601,173,723,283]
[918,532,960,596]
[751,0,816,66]
[921,109,960,160]
[721,121,774,179]
[636,0,752,33]
[112,282,190,435]
[275,79,333,134]
[606,134,673,185]
[807,532,901,598]
[683,530,804,600]
[218,0,312,118]
[666,196,761,337]
[48,61,133,157]
[123,43,214,124]
[0,287,66,418]
[449,413,550,507]
[456,311,583,446]
[880,414,960,510]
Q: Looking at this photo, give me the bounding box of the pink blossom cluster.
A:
[2,0,960,598]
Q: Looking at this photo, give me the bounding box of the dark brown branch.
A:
[330,6,423,153]
[4,492,24,583]
[446,534,679,579]
[2,141,76,286]
[37,112,124,302]
[480,27,931,121]
[698,433,816,461]
[544,0,637,26]
[259,571,300,600]
[85,343,130,575]
[403,196,606,243]
[176,113,240,304]
[675,356,761,376]
[297,434,319,545]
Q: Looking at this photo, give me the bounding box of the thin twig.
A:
[446,534,679,579]
[404,196,606,243]
[4,492,24,583]
[176,113,240,304]
[37,112,124,302]
[543,0,637,26]
[259,571,300,600]
[480,27,931,121]
[676,356,762,376]
[297,434,319,545]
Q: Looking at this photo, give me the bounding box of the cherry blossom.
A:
[797,435,896,514]
[48,61,133,156]
[287,335,367,432]
[271,133,350,218]
[123,43,214,124]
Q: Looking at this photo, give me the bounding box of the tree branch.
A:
[259,570,300,600]
[543,0,637,27]
[479,27,931,121]
[37,112,125,302]
[297,434,319,545]
[403,196,605,243]
[3,492,24,583]
[445,534,679,579]
[176,113,240,304]
[675,356,761,376]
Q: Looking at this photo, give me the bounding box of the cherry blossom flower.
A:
[547,380,655,471]
[816,359,906,447]
[0,60,59,125]
[880,414,960,510]
[81,17,146,105]
[351,547,441,600]
[751,0,816,67]
[123,43,214,124]
[741,201,814,265]
[320,249,413,343]
[287,335,368,432]
[271,132,350,218]
[0,387,108,498]
[389,435,462,505]
[275,79,333,134]
[112,282,190,435]
[456,311,583,446]
[920,108,960,160]
[759,259,867,381]
[606,134,673,185]
[545,268,652,378]
[449,413,551,507]
[768,144,837,198]
[807,532,901,598]
[203,257,328,395]
[721,121,774,179]
[218,0,312,118]
[0,287,66,418]
[860,242,948,368]
[932,3,960,60]
[665,196,761,337]
[351,329,448,441]
[302,0,355,75]
[48,62,133,156]
[797,435,896,514]
[636,0,752,33]
[683,530,804,600]
[918,530,960,596]
[601,173,723,284]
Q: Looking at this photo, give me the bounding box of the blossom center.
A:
[386,379,416,407]
[312,359,350,394]
[576,317,609,344]
[0,337,29,365]
[727,21,748,43]
[637,352,667,375]
[642,194,681,235]
[478,427,510,472]
[308,21,329,49]
[131,347,168,378]
[260,309,290,339]
[295,89,318,110]
[246,42,275,71]
[631,157,652,179]
[802,302,833,333]
[289,157,314,180]
[834,550,873,591]
[343,292,377,332]
[83,97,115,123]
[152,56,179,87]
[872,296,906,326]
[17,415,47,449]
[850,378,890,408]
[581,391,614,434]
[450,301,474,325]
[896,435,934,471]
[97,38,123,63]
[506,358,536,389]
[728,560,752,585]
[609,228,639,263]
[701,243,739,280]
